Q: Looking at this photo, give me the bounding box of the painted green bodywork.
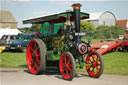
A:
[39,12,89,61]
[41,22,51,35]
[41,22,63,36]
[47,51,61,61]
[43,35,65,61]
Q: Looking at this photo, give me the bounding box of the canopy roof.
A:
[23,12,89,24]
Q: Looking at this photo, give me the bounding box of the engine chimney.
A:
[72,3,81,33]
[70,4,88,56]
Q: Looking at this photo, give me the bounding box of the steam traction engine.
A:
[23,4,104,80]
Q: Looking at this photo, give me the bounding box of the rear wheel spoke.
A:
[66,70,69,76]
[30,47,35,53]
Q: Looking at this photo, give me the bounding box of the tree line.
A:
[81,21,125,39]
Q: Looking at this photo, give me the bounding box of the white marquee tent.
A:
[0,29,22,39]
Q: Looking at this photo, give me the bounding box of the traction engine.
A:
[23,3,104,80]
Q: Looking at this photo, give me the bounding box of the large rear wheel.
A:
[26,39,46,74]
[59,52,76,80]
[86,51,104,78]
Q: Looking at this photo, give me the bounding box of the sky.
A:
[1,0,128,28]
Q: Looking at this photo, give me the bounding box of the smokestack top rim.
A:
[72,3,81,9]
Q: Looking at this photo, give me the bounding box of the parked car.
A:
[0,35,19,46]
[8,33,36,52]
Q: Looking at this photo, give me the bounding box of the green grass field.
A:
[0,52,26,68]
[103,52,128,75]
[0,52,128,75]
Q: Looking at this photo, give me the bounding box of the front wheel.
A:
[86,51,104,78]
[59,52,76,80]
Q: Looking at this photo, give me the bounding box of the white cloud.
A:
[48,0,108,7]
[49,0,72,6]
[32,11,50,18]
[1,1,17,7]
[17,0,35,5]
[49,0,105,1]
[1,0,35,8]
[48,0,121,2]
[18,0,32,1]
[31,10,67,19]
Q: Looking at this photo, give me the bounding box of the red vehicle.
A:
[120,36,128,52]
[90,38,128,55]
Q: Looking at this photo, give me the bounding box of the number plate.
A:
[10,47,15,49]
[75,33,85,36]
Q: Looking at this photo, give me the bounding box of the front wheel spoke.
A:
[97,61,101,65]
[67,66,72,71]
[67,63,71,67]
[88,60,91,63]
[62,63,66,69]
[64,57,67,64]
[92,56,95,62]
[97,65,101,70]
[90,57,93,62]
[89,66,93,71]
[96,67,100,72]
[89,59,93,63]
[95,55,98,61]
[98,63,101,66]
[67,60,71,64]
[92,67,95,73]
[97,58,100,62]
[63,67,66,71]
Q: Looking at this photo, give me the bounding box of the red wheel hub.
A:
[27,40,41,74]
[86,52,102,77]
[60,54,73,80]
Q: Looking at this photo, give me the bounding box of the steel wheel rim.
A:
[60,54,73,79]
[27,40,41,74]
[86,52,102,77]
